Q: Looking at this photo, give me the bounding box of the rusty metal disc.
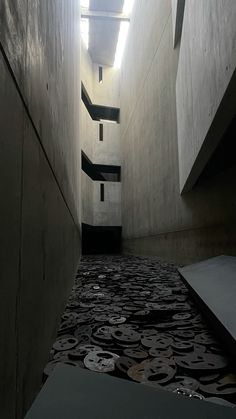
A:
[165,376,199,392]
[69,344,102,360]
[112,327,141,344]
[93,326,114,342]
[127,359,176,384]
[61,312,80,322]
[194,332,217,346]
[124,348,149,360]
[84,351,119,373]
[172,313,191,321]
[175,353,229,372]
[109,316,127,325]
[53,336,78,352]
[141,334,173,349]
[200,374,236,397]
[172,341,194,353]
[53,351,70,362]
[170,330,194,340]
[115,356,137,375]
[149,346,173,358]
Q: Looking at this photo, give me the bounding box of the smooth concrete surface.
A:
[176,0,236,192]
[81,42,120,108]
[121,0,236,264]
[92,62,120,108]
[25,364,235,419]
[123,224,236,266]
[0,2,81,418]
[93,121,121,166]
[81,174,121,227]
[81,171,94,226]
[93,181,121,226]
[179,255,236,356]
[81,103,121,166]
[0,0,81,222]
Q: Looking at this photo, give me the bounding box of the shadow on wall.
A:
[82,224,122,254]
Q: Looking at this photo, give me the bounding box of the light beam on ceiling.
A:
[114,0,135,68]
[81,0,90,49]
[81,0,89,8]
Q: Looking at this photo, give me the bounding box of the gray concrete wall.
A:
[0,1,81,418]
[93,182,122,227]
[93,121,121,166]
[176,0,236,192]
[82,171,94,225]
[121,0,236,264]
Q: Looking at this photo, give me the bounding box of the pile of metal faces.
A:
[45,255,236,408]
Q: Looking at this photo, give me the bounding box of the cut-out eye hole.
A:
[98,353,113,359]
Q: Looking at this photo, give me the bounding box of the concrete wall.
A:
[81,102,96,161]
[81,42,120,108]
[93,121,121,166]
[82,171,94,225]
[81,44,121,227]
[0,1,81,418]
[176,0,236,191]
[121,0,236,264]
[93,182,122,226]
[93,62,120,108]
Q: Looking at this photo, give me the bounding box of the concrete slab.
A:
[25,364,235,419]
[179,256,236,357]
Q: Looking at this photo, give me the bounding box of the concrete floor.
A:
[43,255,236,408]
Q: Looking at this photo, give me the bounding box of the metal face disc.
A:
[61,312,80,322]
[170,330,194,340]
[112,328,141,344]
[175,353,229,371]
[93,326,114,342]
[53,351,70,362]
[172,341,194,353]
[109,316,127,325]
[172,313,191,321]
[69,344,102,360]
[53,336,78,352]
[141,329,158,338]
[127,359,176,384]
[165,376,199,392]
[43,361,60,378]
[84,351,119,373]
[194,332,217,346]
[141,334,173,349]
[149,346,173,358]
[123,348,149,360]
[115,357,137,375]
[199,374,221,384]
[58,319,78,334]
[200,374,236,397]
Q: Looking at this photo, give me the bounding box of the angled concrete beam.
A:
[81,9,130,22]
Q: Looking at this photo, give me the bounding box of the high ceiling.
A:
[88,0,124,66]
